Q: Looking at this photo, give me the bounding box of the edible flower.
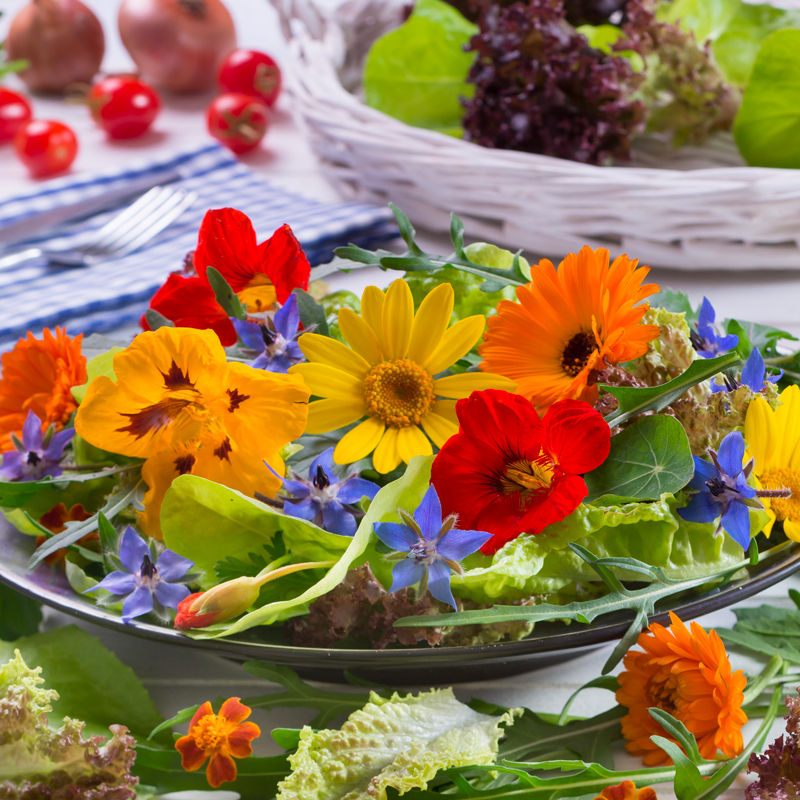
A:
[272,447,379,536]
[193,209,310,313]
[0,327,86,453]
[745,385,800,542]
[232,293,305,372]
[690,297,739,358]
[479,245,660,409]
[84,526,194,623]
[35,503,94,566]
[616,611,747,765]
[431,390,611,554]
[290,279,515,473]
[373,484,492,610]
[176,697,260,788]
[594,781,657,800]
[74,327,310,539]
[711,347,782,393]
[0,409,74,482]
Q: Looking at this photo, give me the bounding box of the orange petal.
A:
[207,751,238,788]
[220,696,252,726]
[227,722,261,758]
[189,701,215,730]
[175,736,208,771]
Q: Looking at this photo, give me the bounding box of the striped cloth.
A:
[0,143,397,350]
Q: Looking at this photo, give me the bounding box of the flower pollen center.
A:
[645,672,679,715]
[761,467,800,522]
[500,457,555,502]
[363,359,435,428]
[409,539,437,565]
[192,713,228,753]
[561,330,597,377]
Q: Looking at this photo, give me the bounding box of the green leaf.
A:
[71,346,124,403]
[651,736,706,799]
[214,533,288,582]
[658,0,739,42]
[146,705,200,740]
[585,415,694,502]
[554,676,620,725]
[293,287,331,337]
[648,709,704,764]
[0,583,42,640]
[273,727,304,750]
[735,29,800,168]
[363,0,477,134]
[143,308,174,331]
[206,266,247,320]
[602,352,741,427]
[717,626,800,665]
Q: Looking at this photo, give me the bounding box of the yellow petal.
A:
[785,518,800,543]
[407,283,453,366]
[381,279,414,360]
[775,385,800,468]
[289,362,364,401]
[140,449,186,540]
[423,316,486,375]
[434,371,518,400]
[396,424,432,464]
[762,508,777,538]
[334,416,385,464]
[237,283,277,313]
[338,308,383,366]
[361,285,386,340]
[373,426,401,473]
[421,411,458,449]
[432,398,458,426]
[305,398,365,434]
[295,333,370,377]
[745,395,777,474]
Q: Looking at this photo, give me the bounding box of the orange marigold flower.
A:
[479,246,660,410]
[0,328,86,453]
[595,780,658,800]
[175,697,260,788]
[616,611,747,766]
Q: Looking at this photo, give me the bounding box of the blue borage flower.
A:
[373,484,492,610]
[0,409,74,482]
[691,297,739,358]
[85,527,194,623]
[711,347,783,394]
[269,447,380,536]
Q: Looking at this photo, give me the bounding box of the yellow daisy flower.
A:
[289,279,516,473]
[745,384,800,541]
[75,327,310,539]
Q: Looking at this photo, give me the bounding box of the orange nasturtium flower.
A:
[594,780,657,800]
[616,611,747,766]
[176,697,260,787]
[0,328,86,452]
[74,327,310,539]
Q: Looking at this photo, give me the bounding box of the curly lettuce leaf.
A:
[276,688,518,800]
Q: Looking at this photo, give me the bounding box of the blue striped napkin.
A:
[0,143,397,349]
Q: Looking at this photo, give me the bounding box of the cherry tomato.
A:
[0,89,32,143]
[218,49,282,108]
[14,120,78,178]
[87,76,161,139]
[206,93,269,155]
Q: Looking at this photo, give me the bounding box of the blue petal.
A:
[88,571,137,595]
[233,318,266,352]
[770,370,784,384]
[336,477,380,504]
[154,580,191,610]
[414,484,443,540]
[717,332,740,352]
[282,478,311,499]
[284,496,319,521]
[21,410,44,451]
[718,431,745,478]
[388,558,426,593]
[677,491,720,524]
[122,585,154,622]
[119,527,150,574]
[264,354,292,373]
[709,379,726,394]
[44,427,75,460]
[155,549,194,582]
[734,472,757,500]
[321,501,356,536]
[426,559,456,610]
[697,297,716,338]
[688,457,719,491]
[741,348,765,392]
[0,451,24,480]
[373,521,418,552]
[722,501,751,550]
[310,448,337,484]
[285,341,304,361]
[274,294,300,339]
[436,528,493,562]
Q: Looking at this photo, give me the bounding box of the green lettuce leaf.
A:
[363,0,477,135]
[71,346,122,404]
[658,0,740,43]
[276,688,518,800]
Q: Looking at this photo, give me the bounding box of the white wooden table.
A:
[2,1,800,796]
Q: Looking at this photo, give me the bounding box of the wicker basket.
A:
[271,0,800,270]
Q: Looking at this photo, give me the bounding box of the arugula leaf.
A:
[293,287,330,337]
[652,288,697,321]
[142,308,174,331]
[0,583,42,641]
[718,627,800,665]
[206,266,247,320]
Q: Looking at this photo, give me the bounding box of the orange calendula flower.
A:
[74,327,310,539]
[594,780,657,800]
[479,246,660,410]
[176,697,260,788]
[616,611,747,766]
[0,328,86,452]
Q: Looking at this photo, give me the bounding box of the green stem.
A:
[743,654,784,706]
[254,559,336,586]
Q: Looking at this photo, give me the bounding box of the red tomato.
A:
[0,89,32,143]
[14,120,78,178]
[87,76,161,139]
[218,49,282,107]
[206,93,269,154]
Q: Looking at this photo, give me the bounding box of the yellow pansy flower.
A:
[75,327,310,539]
[745,384,800,541]
[289,279,516,473]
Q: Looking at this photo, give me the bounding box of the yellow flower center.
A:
[499,457,555,500]
[761,467,800,522]
[191,713,228,753]
[363,359,435,428]
[561,330,598,377]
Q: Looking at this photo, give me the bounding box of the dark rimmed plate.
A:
[2,516,798,685]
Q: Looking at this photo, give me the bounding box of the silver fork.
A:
[0,186,198,272]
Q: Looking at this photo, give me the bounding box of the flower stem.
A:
[254,559,337,586]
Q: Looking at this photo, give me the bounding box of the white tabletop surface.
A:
[2,2,800,797]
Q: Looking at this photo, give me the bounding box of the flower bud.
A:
[174,577,260,630]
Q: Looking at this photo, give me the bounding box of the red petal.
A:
[175,735,208,771]
[194,208,261,292]
[174,593,218,630]
[542,399,610,474]
[227,722,261,757]
[516,472,587,535]
[219,697,251,725]
[257,224,310,303]
[206,751,238,788]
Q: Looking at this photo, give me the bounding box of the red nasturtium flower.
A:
[175,697,260,787]
[431,389,610,554]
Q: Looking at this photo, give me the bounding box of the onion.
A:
[6,0,105,94]
[118,0,237,94]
